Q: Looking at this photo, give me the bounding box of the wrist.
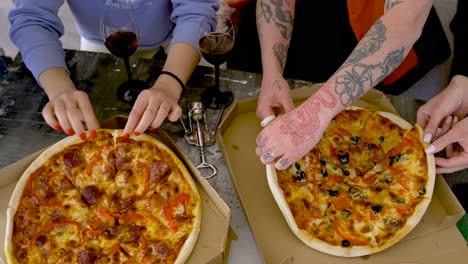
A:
[39,67,76,100]
[301,86,342,120]
[152,77,183,98]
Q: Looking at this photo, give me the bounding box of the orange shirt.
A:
[229,0,418,85]
[346,0,418,85]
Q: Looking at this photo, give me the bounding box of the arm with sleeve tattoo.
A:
[256,0,296,119]
[256,0,434,170]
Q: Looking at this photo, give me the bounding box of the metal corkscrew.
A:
[180,102,223,179]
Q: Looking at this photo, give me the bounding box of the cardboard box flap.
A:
[217,84,467,263]
[0,116,231,264]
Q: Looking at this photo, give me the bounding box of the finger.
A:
[426,125,460,154]
[436,163,468,174]
[416,108,430,130]
[422,114,450,144]
[260,148,283,165]
[124,94,149,138]
[65,100,86,140]
[434,152,468,168]
[54,100,74,136]
[75,91,99,133]
[151,102,171,129]
[434,116,452,141]
[282,98,295,112]
[134,100,160,135]
[445,143,455,158]
[276,155,293,170]
[42,103,62,131]
[256,132,268,145]
[256,105,276,120]
[167,104,182,122]
[256,143,268,156]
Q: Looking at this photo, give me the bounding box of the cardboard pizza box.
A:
[217,84,468,263]
[0,116,232,264]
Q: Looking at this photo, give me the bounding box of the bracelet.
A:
[159,71,186,94]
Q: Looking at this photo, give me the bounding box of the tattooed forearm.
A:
[273,43,288,72]
[258,0,294,40]
[341,20,387,68]
[335,47,405,107]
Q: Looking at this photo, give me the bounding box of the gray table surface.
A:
[0,50,465,264]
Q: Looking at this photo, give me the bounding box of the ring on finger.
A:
[264,151,277,159]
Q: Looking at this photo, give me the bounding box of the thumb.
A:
[426,127,459,154]
[423,115,451,143]
[256,105,276,120]
[167,105,182,122]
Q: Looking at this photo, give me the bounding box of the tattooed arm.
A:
[256,0,434,170]
[256,0,295,119]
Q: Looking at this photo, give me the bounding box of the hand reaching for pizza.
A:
[256,75,295,119]
[256,85,338,170]
[124,78,183,138]
[425,116,468,173]
[417,75,468,173]
[417,75,468,143]
[40,68,100,140]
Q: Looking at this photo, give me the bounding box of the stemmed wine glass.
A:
[199,15,235,109]
[100,8,148,104]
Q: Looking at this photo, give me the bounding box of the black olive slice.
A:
[371,205,383,214]
[341,240,351,247]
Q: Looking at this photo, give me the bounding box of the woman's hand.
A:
[418,75,468,173]
[40,68,99,140]
[417,75,468,143]
[123,77,182,138]
[426,116,468,173]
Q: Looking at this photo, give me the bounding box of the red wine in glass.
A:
[198,19,235,109]
[104,31,138,58]
[101,9,148,105]
[199,33,234,65]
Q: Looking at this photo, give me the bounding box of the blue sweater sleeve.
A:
[9,0,68,81]
[169,0,218,54]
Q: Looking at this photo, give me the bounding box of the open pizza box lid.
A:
[217,84,467,263]
[0,116,232,264]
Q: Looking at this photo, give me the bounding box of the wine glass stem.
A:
[123,57,133,81]
[215,63,220,89]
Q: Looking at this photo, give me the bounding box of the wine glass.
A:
[199,15,235,109]
[100,8,148,104]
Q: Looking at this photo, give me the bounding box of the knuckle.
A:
[130,109,143,119]
[76,90,88,98]
[144,108,157,117]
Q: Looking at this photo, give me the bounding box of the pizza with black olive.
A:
[266,108,435,257]
[5,129,201,264]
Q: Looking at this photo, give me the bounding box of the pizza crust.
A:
[266,109,436,257]
[5,129,201,264]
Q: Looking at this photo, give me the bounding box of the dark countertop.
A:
[0,50,466,261]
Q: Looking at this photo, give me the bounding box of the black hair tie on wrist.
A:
[159,71,186,94]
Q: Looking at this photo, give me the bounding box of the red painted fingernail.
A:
[79,133,86,141]
[148,126,155,131]
[124,133,130,140]
[134,131,141,136]
[66,129,75,136]
[90,130,97,138]
[54,125,62,131]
